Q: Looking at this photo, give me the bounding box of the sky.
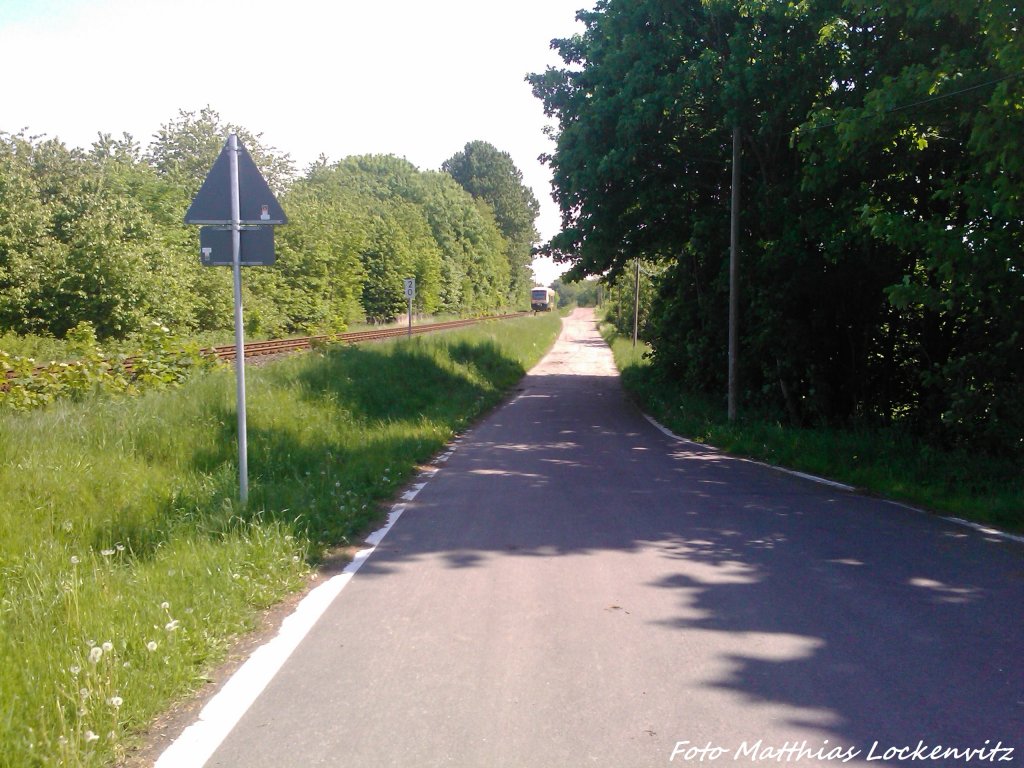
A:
[0,0,589,286]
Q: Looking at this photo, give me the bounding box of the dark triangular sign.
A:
[184,138,287,225]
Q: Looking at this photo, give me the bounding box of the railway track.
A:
[3,314,529,383]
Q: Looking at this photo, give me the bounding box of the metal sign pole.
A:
[229,134,249,503]
[404,278,415,338]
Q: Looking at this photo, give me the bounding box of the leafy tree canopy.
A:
[530,0,1024,455]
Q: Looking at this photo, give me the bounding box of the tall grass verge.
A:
[602,326,1023,533]
[0,313,562,767]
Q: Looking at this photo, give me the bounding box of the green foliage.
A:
[442,141,540,305]
[0,321,217,411]
[551,277,601,308]
[2,110,522,351]
[146,106,296,196]
[597,262,659,339]
[0,314,560,767]
[531,0,1024,456]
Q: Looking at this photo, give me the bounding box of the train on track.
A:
[530,286,555,312]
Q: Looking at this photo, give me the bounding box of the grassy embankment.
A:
[603,327,1023,533]
[0,312,562,768]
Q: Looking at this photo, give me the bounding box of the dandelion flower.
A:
[101,549,115,557]
[70,665,81,676]
[80,688,89,699]
[84,730,99,743]
[102,642,113,653]
[70,556,80,565]
[160,601,170,610]
[116,543,125,552]
[146,641,158,652]
[165,619,180,632]
[88,647,103,664]
[108,696,123,708]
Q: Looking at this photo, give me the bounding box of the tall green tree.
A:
[442,141,540,304]
[797,0,1024,449]
[146,106,295,196]
[0,132,188,338]
[531,0,1024,454]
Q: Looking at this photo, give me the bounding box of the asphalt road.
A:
[198,308,1023,768]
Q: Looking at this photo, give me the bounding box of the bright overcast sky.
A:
[0,0,589,286]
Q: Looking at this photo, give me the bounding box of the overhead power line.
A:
[799,71,1023,133]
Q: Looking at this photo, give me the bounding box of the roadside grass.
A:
[603,328,1023,533]
[0,313,561,768]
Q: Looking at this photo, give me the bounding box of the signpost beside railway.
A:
[404,278,416,338]
[185,134,287,503]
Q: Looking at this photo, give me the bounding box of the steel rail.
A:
[3,313,529,382]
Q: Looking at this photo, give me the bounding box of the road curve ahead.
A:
[199,308,1022,768]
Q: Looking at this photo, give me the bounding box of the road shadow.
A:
[349,364,1024,759]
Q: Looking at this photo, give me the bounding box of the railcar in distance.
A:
[531,286,555,312]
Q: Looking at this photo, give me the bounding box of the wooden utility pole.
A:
[728,126,741,422]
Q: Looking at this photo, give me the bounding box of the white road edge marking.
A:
[940,516,1024,545]
[643,413,1024,545]
[155,502,409,768]
[402,483,427,501]
[642,413,855,491]
[765,466,856,492]
[157,441,461,766]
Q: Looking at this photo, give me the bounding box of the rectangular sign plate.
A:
[199,226,276,267]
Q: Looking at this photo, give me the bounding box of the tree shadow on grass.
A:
[94,339,531,559]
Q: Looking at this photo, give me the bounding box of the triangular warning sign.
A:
[184,137,287,225]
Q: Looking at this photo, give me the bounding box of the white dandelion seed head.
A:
[146,641,158,652]
[79,688,89,699]
[101,549,115,557]
[160,601,170,610]
[88,647,103,664]
[108,696,123,708]
[101,642,113,653]
[70,665,80,676]
[70,556,80,565]
[165,619,179,632]
[84,730,99,743]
